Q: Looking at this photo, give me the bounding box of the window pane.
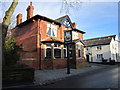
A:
[52,28,57,37]
[46,48,51,57]
[64,49,67,57]
[78,45,81,49]
[52,30,55,36]
[47,28,51,36]
[54,49,61,58]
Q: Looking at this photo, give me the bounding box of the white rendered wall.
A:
[86,45,111,62]
[110,38,117,61]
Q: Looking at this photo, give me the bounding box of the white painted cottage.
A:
[83,35,120,63]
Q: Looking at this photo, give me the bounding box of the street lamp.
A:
[64,30,72,74]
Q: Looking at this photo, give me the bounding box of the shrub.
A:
[4,38,22,66]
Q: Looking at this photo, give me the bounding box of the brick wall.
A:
[52,59,67,69]
[13,21,38,50]
[19,60,40,69]
[58,25,65,40]
[39,20,47,40]
[41,59,67,69]
[13,20,40,69]
[78,33,83,40]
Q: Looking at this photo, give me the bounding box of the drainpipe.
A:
[37,19,41,70]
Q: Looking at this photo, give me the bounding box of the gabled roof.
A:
[83,35,116,47]
[71,29,85,34]
[55,15,85,33]
[15,14,85,34]
[55,15,74,29]
[72,39,86,45]
[55,15,68,23]
[16,14,61,27]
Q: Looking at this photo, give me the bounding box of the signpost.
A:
[64,30,72,74]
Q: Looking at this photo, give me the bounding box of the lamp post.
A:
[64,30,72,74]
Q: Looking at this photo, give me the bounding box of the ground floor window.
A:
[46,48,51,58]
[54,48,61,58]
[45,43,64,58]
[97,54,103,59]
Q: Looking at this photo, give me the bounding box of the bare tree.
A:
[2,0,18,66]
[60,0,83,14]
[2,0,18,45]
[6,15,16,38]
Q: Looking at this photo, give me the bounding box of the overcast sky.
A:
[1,0,119,39]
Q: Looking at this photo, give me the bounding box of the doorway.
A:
[86,55,89,63]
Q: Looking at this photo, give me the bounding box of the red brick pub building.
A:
[12,2,89,70]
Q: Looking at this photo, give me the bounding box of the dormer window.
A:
[47,23,57,37]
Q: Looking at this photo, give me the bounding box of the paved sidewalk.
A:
[3,63,113,89]
[34,64,110,86]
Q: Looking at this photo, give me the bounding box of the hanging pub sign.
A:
[64,30,72,44]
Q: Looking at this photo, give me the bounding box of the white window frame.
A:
[45,44,52,58]
[54,47,62,58]
[73,31,78,40]
[47,23,57,37]
[97,54,103,60]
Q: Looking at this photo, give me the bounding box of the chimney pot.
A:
[16,13,22,25]
[72,22,77,28]
[26,2,34,19]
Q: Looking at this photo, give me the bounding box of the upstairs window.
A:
[72,31,78,40]
[96,46,102,50]
[47,23,57,37]
[86,47,88,51]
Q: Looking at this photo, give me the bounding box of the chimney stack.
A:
[72,22,77,28]
[16,13,22,25]
[26,2,34,19]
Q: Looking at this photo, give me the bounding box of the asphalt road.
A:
[32,64,119,89]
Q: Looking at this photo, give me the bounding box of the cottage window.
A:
[47,23,57,37]
[97,54,103,59]
[86,47,88,51]
[96,46,102,50]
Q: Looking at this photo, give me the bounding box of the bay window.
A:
[45,44,52,58]
[54,43,61,58]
